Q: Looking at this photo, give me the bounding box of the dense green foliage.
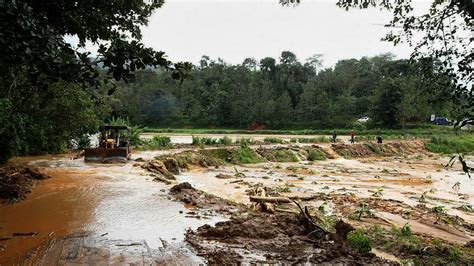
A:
[0,0,470,165]
[426,135,474,155]
[0,81,104,163]
[109,53,455,129]
[336,0,473,119]
[0,0,191,163]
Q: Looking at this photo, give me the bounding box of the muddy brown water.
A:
[1,144,473,264]
[0,154,223,264]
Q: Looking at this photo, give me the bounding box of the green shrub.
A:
[295,136,332,143]
[307,149,326,161]
[233,147,265,164]
[219,136,232,145]
[263,137,284,143]
[107,117,145,146]
[235,137,254,147]
[426,135,474,154]
[448,247,461,262]
[347,229,372,254]
[273,150,299,162]
[192,136,218,146]
[150,135,171,147]
[199,148,228,160]
[352,121,367,131]
[400,223,412,237]
[76,134,91,149]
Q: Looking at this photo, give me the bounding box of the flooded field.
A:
[1,140,473,264]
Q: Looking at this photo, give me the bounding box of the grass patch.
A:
[263,137,284,143]
[192,136,219,146]
[347,229,372,254]
[140,135,171,149]
[219,136,232,145]
[365,224,474,265]
[290,136,332,143]
[232,147,266,164]
[199,149,228,161]
[273,150,299,162]
[259,149,300,162]
[307,149,327,161]
[425,135,474,154]
[155,151,223,169]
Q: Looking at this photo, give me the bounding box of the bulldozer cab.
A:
[84,125,133,163]
[99,125,131,149]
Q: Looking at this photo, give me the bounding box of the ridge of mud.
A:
[331,140,426,158]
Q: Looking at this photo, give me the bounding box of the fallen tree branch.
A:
[292,200,328,234]
[249,196,291,204]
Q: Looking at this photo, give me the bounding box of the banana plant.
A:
[445,154,472,178]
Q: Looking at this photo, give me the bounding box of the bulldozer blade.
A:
[84,147,131,163]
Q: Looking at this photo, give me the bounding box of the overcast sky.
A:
[139,0,431,67]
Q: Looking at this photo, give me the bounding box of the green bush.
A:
[147,135,171,148]
[347,229,372,254]
[192,136,219,146]
[307,149,326,161]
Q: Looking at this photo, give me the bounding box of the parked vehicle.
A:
[432,117,451,126]
[84,125,132,163]
[357,117,370,123]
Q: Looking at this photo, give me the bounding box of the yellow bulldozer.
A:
[84,125,132,163]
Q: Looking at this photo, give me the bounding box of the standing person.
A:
[377,135,383,144]
[350,130,356,144]
[332,130,337,143]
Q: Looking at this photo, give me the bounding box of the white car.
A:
[357,117,370,123]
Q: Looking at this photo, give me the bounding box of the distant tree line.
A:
[108,52,456,129]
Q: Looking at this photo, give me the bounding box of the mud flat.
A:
[0,140,473,264]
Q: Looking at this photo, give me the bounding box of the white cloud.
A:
[140,0,432,67]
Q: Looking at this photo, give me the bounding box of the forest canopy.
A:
[108,52,455,129]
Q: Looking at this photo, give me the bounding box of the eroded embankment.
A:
[169,182,393,265]
[0,166,50,202]
[141,141,428,183]
[169,181,474,265]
